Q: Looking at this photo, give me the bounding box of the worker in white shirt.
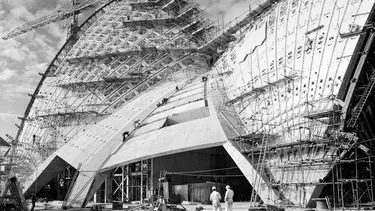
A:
[210,186,222,211]
[224,185,234,211]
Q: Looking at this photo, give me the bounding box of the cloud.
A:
[33,5,66,40]
[0,112,18,120]
[0,68,15,81]
[9,5,35,22]
[45,23,65,40]
[0,83,35,101]
[24,62,48,77]
[0,0,65,102]
[0,47,29,62]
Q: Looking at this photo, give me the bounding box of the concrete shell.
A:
[12,0,375,209]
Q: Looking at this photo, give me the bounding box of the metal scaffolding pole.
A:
[126,165,129,201]
[141,160,143,203]
[122,165,125,202]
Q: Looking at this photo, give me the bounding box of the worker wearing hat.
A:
[224,185,234,211]
[210,186,222,211]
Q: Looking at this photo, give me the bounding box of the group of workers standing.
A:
[210,185,234,211]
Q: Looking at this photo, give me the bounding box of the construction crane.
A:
[1,0,105,40]
[0,0,106,181]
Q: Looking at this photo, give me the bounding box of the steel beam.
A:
[341,31,375,129]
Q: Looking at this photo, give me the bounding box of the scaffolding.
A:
[3,0,374,208]
[220,10,375,207]
[111,160,152,203]
[9,0,228,176]
[228,89,375,210]
[249,133,270,208]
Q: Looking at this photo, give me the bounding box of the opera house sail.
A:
[1,0,375,209]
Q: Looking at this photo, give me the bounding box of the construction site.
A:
[1,0,375,210]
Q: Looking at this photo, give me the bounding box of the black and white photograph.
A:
[0,0,374,210]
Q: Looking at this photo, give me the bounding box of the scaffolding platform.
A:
[226,73,300,105]
[67,47,198,63]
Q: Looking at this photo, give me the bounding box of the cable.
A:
[169,166,239,174]
[172,173,245,178]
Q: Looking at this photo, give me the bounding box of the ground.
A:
[27,201,251,211]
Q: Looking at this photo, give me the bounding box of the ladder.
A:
[347,69,375,128]
[62,162,82,208]
[249,133,268,208]
[0,177,28,211]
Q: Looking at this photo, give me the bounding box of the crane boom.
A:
[1,0,100,40]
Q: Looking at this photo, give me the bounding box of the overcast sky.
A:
[0,0,254,141]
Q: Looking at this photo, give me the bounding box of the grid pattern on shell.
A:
[12,0,210,176]
[68,7,190,58]
[214,0,373,144]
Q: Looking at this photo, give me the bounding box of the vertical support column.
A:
[104,179,107,203]
[57,173,61,200]
[332,164,336,209]
[370,157,375,207]
[121,166,125,202]
[151,159,154,192]
[355,144,359,209]
[141,160,144,203]
[94,193,97,203]
[105,173,113,203]
[126,165,129,201]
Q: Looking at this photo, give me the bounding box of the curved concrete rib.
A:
[223,141,280,206]
[23,75,192,207]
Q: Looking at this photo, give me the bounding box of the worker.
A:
[210,186,222,211]
[161,98,168,105]
[122,131,130,142]
[30,193,36,211]
[134,120,140,128]
[224,185,234,211]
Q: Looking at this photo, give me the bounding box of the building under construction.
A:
[1,0,375,210]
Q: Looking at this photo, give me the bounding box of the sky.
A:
[0,0,254,142]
